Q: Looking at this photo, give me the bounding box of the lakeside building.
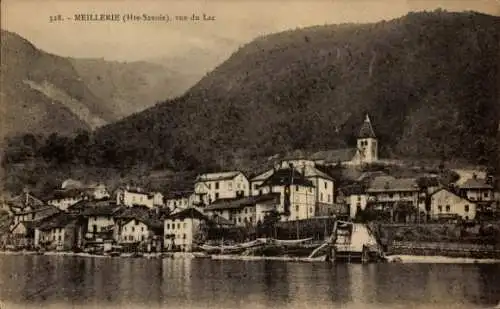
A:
[164,207,207,251]
[429,188,477,221]
[204,193,281,226]
[194,171,250,205]
[365,176,422,223]
[458,176,495,202]
[113,206,164,251]
[34,213,84,251]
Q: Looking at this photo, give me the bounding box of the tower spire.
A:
[358,114,376,139]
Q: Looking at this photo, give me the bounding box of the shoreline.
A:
[1,250,500,264]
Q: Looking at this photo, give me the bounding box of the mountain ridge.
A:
[89,10,499,172]
[0,29,198,140]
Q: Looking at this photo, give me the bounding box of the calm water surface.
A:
[0,255,499,309]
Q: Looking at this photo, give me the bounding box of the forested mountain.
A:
[90,10,499,171]
[3,10,499,181]
[0,30,193,140]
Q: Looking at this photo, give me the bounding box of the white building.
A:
[194,171,250,204]
[164,208,207,252]
[429,188,477,220]
[80,203,119,240]
[257,167,317,221]
[116,187,155,208]
[366,176,422,223]
[251,161,335,216]
[340,184,368,219]
[118,217,163,243]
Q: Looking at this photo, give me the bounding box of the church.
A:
[277,114,379,168]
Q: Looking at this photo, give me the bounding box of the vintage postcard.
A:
[0,0,499,308]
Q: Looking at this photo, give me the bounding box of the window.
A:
[254,184,258,190]
[183,234,186,239]
[141,235,145,241]
[295,205,299,211]
[124,227,127,232]
[245,208,248,214]
[177,223,180,229]
[464,205,469,212]
[438,205,442,212]
[238,218,241,223]
[58,235,62,241]
[295,185,299,191]
[207,183,211,189]
[320,193,324,202]
[388,193,394,199]
[324,182,327,189]
[141,227,144,232]
[309,187,312,193]
[228,182,233,190]
[328,195,331,203]
[166,224,170,229]
[357,196,361,201]
[484,192,489,198]
[215,182,219,190]
[131,227,135,232]
[446,205,450,212]
[309,207,313,213]
[215,193,219,199]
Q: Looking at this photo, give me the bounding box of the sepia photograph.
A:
[0,0,499,308]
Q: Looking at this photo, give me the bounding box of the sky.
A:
[1,0,499,62]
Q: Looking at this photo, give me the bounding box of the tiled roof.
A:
[7,193,46,209]
[259,168,314,188]
[195,171,243,182]
[167,207,207,221]
[205,193,280,211]
[165,190,194,199]
[459,178,493,190]
[37,213,79,230]
[358,114,376,138]
[367,176,419,192]
[250,168,275,182]
[45,188,85,201]
[302,165,334,180]
[310,148,357,164]
[81,205,121,216]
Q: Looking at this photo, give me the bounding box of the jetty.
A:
[198,220,386,263]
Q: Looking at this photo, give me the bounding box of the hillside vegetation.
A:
[91,10,500,171]
[0,30,191,141]
[2,11,499,192]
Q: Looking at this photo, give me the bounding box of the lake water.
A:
[0,255,499,309]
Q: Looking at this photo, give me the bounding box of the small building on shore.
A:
[34,213,84,251]
[164,207,208,252]
[194,171,250,205]
[429,188,477,221]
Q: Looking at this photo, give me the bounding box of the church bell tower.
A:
[357,114,378,164]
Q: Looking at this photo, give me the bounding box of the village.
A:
[1,115,499,256]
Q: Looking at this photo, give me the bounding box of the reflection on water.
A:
[0,255,499,309]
